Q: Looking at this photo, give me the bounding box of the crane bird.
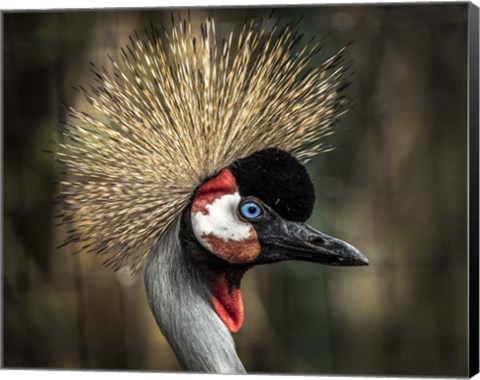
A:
[56,14,368,374]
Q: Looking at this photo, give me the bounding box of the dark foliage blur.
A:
[3,4,469,376]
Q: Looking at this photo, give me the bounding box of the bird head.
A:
[56,16,368,372]
[183,147,367,333]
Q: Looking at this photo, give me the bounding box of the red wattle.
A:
[209,275,244,334]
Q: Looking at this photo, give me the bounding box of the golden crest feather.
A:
[56,15,351,274]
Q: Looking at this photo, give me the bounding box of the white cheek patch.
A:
[192,192,250,244]
[191,192,261,263]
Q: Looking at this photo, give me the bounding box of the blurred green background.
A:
[3,4,469,376]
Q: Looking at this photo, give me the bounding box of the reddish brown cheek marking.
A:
[209,274,244,333]
[191,168,238,215]
[202,228,261,263]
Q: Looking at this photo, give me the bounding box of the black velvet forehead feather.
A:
[229,148,315,222]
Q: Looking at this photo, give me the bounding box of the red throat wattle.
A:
[209,274,244,333]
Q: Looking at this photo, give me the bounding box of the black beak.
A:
[257,218,368,266]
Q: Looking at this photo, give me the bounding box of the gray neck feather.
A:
[144,219,246,374]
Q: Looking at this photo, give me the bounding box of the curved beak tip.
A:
[357,255,369,266]
[347,247,369,266]
[336,251,369,266]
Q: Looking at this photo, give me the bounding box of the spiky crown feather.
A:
[55,15,351,274]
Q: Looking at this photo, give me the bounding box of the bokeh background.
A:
[3,4,470,376]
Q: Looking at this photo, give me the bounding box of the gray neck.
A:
[144,219,246,374]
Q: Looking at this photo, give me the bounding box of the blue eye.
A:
[240,201,263,220]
